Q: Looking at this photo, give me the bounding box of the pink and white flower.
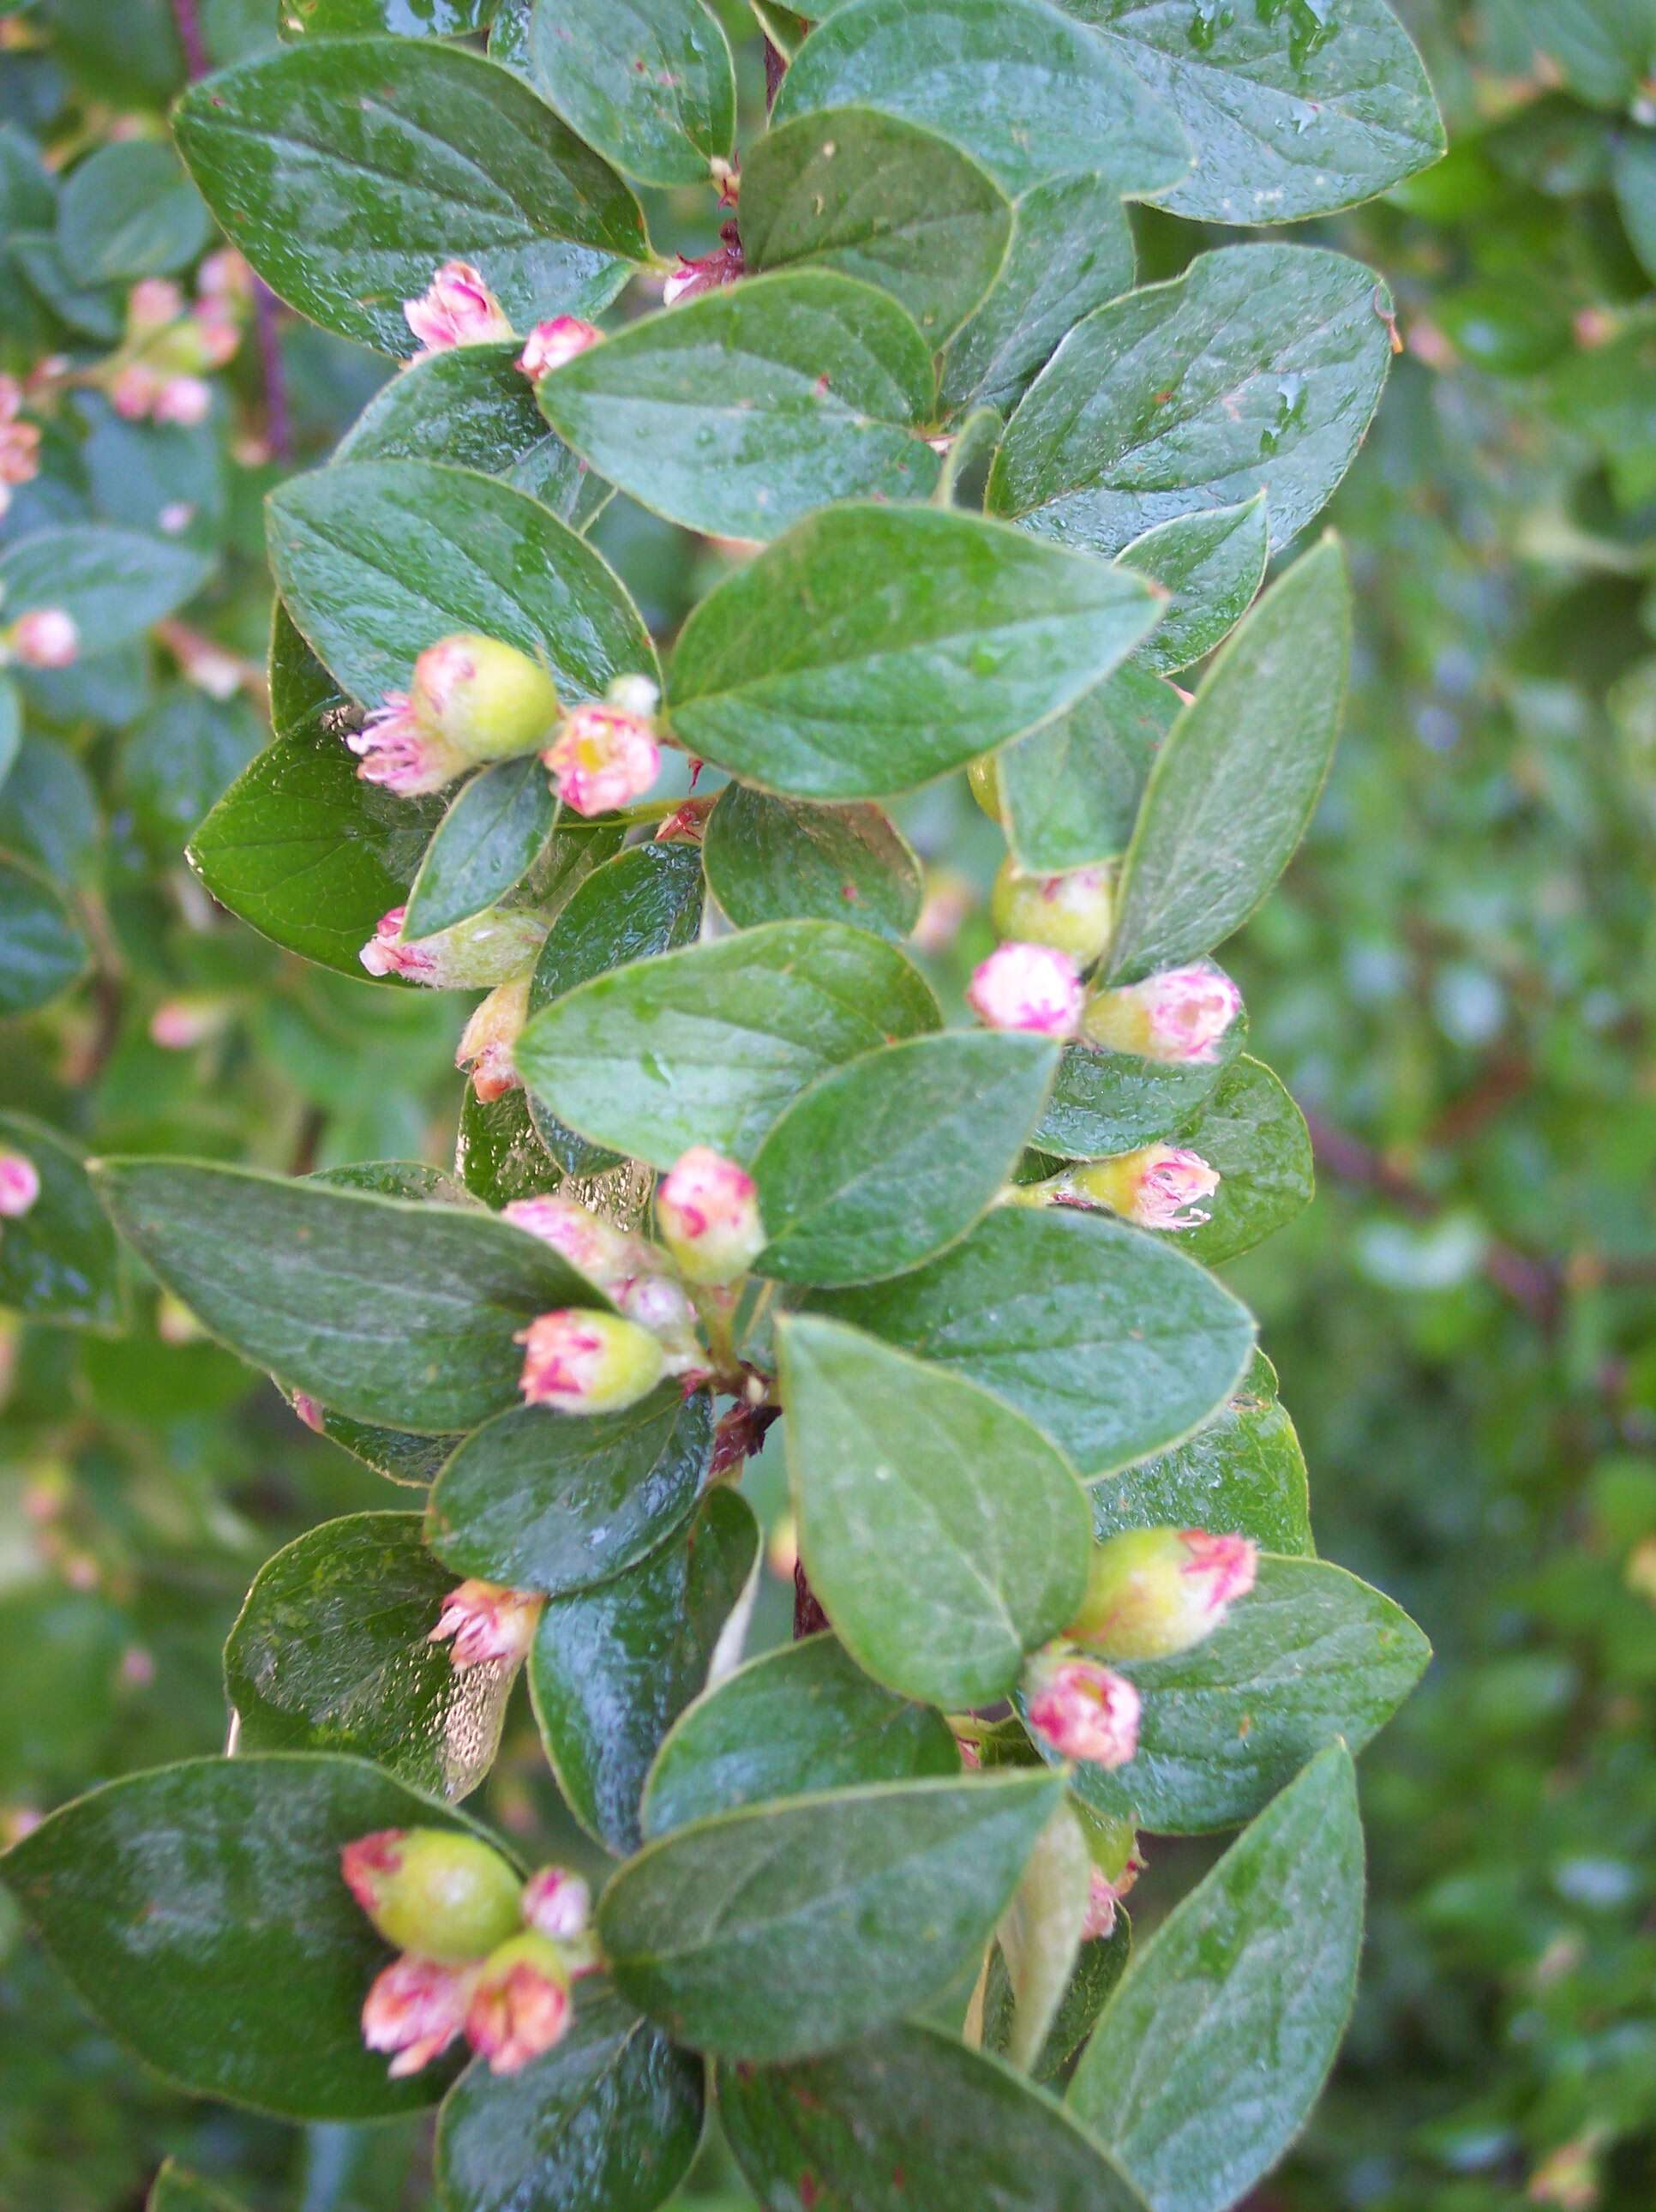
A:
[521,1864,592,1943]
[361,1954,477,2078]
[0,1150,39,1217]
[1024,1651,1141,1769]
[543,700,660,818]
[465,1934,571,2076]
[8,609,78,669]
[429,1578,543,1670]
[1083,967,1242,1064]
[347,693,465,797]
[517,316,602,380]
[656,1146,764,1285]
[404,261,512,356]
[966,941,1084,1038]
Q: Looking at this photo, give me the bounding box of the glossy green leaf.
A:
[173,39,645,356]
[1034,970,1245,1162]
[1107,540,1350,981]
[721,2020,1149,2209]
[537,272,940,541]
[779,1314,1091,1706]
[0,1111,121,1331]
[701,784,921,941]
[279,0,497,32]
[812,1205,1253,1478]
[1166,1055,1315,1267]
[148,2161,253,2212]
[456,1082,561,1209]
[91,1158,613,1432]
[530,1487,759,1854]
[1094,1353,1311,1557]
[1069,1746,1365,2212]
[666,503,1161,800]
[0,525,208,652]
[939,170,1135,420]
[402,756,557,938]
[984,1919,1131,2084]
[641,1632,960,1839]
[224,1512,513,1798]
[517,918,939,1169]
[0,1752,511,2119]
[1119,496,1269,676]
[336,341,588,518]
[0,856,89,1019]
[435,1979,705,2212]
[1054,0,1445,223]
[771,0,1190,199]
[600,1769,1065,2060]
[741,105,1012,345]
[267,459,657,709]
[989,247,1392,557]
[295,1400,462,1488]
[754,1031,1057,1287]
[527,0,735,187]
[426,1386,713,1596]
[999,661,1175,876]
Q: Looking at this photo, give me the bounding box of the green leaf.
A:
[779,1314,1091,1706]
[599,1769,1066,2060]
[988,247,1392,557]
[720,2020,1149,2208]
[1068,1746,1365,2212]
[537,271,940,541]
[939,170,1135,420]
[457,1082,561,1209]
[189,609,444,979]
[811,1205,1254,1479]
[0,856,89,1019]
[435,1979,705,2212]
[0,525,209,653]
[741,105,1012,345]
[1051,1555,1427,1836]
[1034,971,1245,1162]
[770,0,1190,199]
[0,1111,121,1331]
[641,1632,961,1839]
[0,1752,513,2119]
[57,140,211,280]
[753,1031,1058,1287]
[402,757,557,938]
[267,459,657,709]
[999,661,1175,876]
[1165,1055,1315,1267]
[426,1386,713,1596]
[993,1799,1092,2073]
[526,0,735,187]
[173,39,645,356]
[224,1512,513,1797]
[1054,0,1445,223]
[701,784,921,942]
[529,1486,759,1854]
[280,0,498,33]
[1107,539,1350,981]
[295,1400,462,1488]
[1614,130,1656,286]
[517,918,940,1169]
[1118,496,1269,676]
[148,2161,253,2212]
[337,341,589,519]
[666,503,1161,801]
[1093,1352,1311,1558]
[985,1920,1131,2084]
[91,1157,614,1432]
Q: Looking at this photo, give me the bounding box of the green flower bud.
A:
[989,858,1115,965]
[340,1828,523,1964]
[515,1307,667,1412]
[412,634,561,763]
[967,754,1004,820]
[1068,1526,1259,1661]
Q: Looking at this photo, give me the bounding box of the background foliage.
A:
[0,0,1653,2207]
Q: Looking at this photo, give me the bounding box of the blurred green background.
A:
[2,1,1655,2208]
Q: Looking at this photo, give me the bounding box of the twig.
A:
[252,280,292,462]
[171,0,208,78]
[793,1562,829,1640]
[764,39,787,111]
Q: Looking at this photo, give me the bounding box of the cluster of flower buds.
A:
[542,674,663,817]
[429,1578,543,1672]
[517,316,602,382]
[0,375,40,517]
[989,859,1116,966]
[103,258,247,427]
[358,904,547,989]
[404,260,513,358]
[0,1149,39,1221]
[0,606,77,670]
[1011,1143,1221,1232]
[342,1826,597,2078]
[1082,965,1243,1065]
[350,633,564,797]
[967,941,1085,1038]
[505,1191,704,1374]
[1069,1526,1258,1660]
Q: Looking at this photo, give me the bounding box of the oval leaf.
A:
[1118,496,1269,676]
[337,340,589,518]
[1034,969,1245,1163]
[1094,1354,1311,1558]
[701,784,922,942]
[527,0,736,187]
[1165,1055,1315,1268]
[999,660,1177,877]
[0,525,209,653]
[0,857,89,1019]
[403,755,558,938]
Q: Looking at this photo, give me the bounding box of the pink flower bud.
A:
[0,1149,39,1217]
[147,996,227,1050]
[158,501,195,535]
[429,1579,543,1671]
[1083,966,1242,1064]
[191,303,242,370]
[153,375,213,427]
[517,316,603,380]
[110,364,162,420]
[465,1932,572,2076]
[520,1864,591,1942]
[656,1146,765,1285]
[357,905,547,989]
[1024,1650,1141,1768]
[0,376,40,505]
[198,248,253,304]
[128,277,184,334]
[543,700,660,818]
[404,260,513,356]
[361,1954,477,2077]
[1080,1854,1144,1942]
[457,976,531,1102]
[514,1308,667,1413]
[502,1193,639,1285]
[1071,1526,1257,1660]
[9,609,78,669]
[1060,1145,1221,1231]
[413,633,562,761]
[989,860,1115,966]
[340,1827,524,1963]
[347,691,469,796]
[292,1392,326,1434]
[617,1268,704,1373]
[966,941,1084,1038]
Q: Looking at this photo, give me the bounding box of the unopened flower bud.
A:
[199,248,254,304]
[148,995,230,1050]
[520,1864,591,1942]
[129,276,185,333]
[110,363,162,420]
[0,1149,39,1217]
[153,375,213,427]
[518,316,602,380]
[8,608,78,669]
[0,376,40,512]
[404,260,513,357]
[1071,1527,1257,1660]
[340,1827,524,1964]
[967,754,1004,820]
[358,905,547,989]
[656,1146,765,1285]
[542,694,660,817]
[503,1193,639,1285]
[457,976,531,1102]
[465,1931,571,2075]
[515,1308,666,1412]
[1023,1648,1140,1768]
[989,859,1115,965]
[966,941,1083,1038]
[1059,1145,1220,1231]
[415,633,562,761]
[429,1578,543,1670]
[617,1269,703,1372]
[191,302,242,370]
[1083,966,1242,1064]
[361,1953,477,2077]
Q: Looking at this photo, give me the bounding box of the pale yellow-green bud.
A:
[989,858,1115,965]
[1068,1526,1259,1660]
